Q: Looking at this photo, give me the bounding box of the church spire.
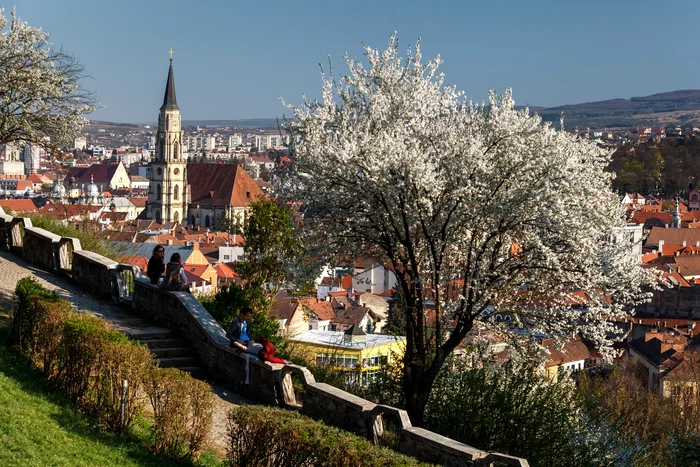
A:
[161,51,179,111]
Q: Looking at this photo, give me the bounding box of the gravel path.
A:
[0,249,250,456]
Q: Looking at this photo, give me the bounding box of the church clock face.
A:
[173,168,180,175]
[170,115,179,129]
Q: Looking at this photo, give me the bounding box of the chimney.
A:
[659,240,664,254]
[166,239,173,246]
[683,241,687,247]
[696,241,699,248]
[664,321,667,328]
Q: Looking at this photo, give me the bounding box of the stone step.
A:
[159,356,200,368]
[123,328,172,340]
[137,338,186,349]
[151,347,193,358]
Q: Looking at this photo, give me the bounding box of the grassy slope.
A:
[0,311,218,467]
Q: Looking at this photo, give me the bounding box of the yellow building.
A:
[288,326,405,385]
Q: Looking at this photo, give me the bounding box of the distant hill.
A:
[87,90,700,132]
[536,90,700,130]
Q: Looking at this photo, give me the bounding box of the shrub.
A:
[226,405,431,467]
[55,315,114,404]
[146,367,214,461]
[92,335,153,432]
[10,279,154,434]
[7,277,58,352]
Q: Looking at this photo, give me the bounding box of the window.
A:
[174,184,179,200]
[156,184,161,199]
[205,215,210,228]
[223,255,230,260]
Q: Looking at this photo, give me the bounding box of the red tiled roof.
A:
[300,299,336,321]
[129,197,147,207]
[64,163,122,185]
[214,262,237,278]
[16,180,33,190]
[0,199,39,213]
[542,336,591,368]
[185,264,214,280]
[646,227,700,248]
[187,164,263,208]
[127,256,148,272]
[629,212,671,228]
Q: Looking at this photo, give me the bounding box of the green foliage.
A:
[6,279,216,462]
[226,405,432,466]
[233,198,305,312]
[146,368,214,462]
[199,282,281,346]
[424,356,581,466]
[0,338,190,466]
[7,277,60,356]
[351,349,648,467]
[670,431,700,467]
[577,367,695,466]
[609,136,700,197]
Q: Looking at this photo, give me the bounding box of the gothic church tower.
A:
[147,52,187,224]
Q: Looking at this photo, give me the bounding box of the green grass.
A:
[0,311,222,467]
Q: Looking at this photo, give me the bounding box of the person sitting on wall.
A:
[227,307,263,356]
[160,252,190,292]
[147,245,166,285]
[258,336,286,364]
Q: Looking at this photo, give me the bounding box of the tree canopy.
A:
[282,35,650,424]
[0,8,97,148]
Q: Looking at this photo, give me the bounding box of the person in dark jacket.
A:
[161,252,189,292]
[147,245,165,285]
[227,307,263,355]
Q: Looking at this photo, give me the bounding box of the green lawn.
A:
[0,312,220,467]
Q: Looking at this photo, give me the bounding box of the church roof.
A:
[160,60,179,111]
[187,164,263,208]
[64,164,122,185]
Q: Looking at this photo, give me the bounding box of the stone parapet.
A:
[72,250,118,298]
[23,226,61,272]
[0,206,13,251]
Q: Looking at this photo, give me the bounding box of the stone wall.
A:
[72,250,118,299]
[0,206,529,467]
[23,227,61,272]
[302,382,376,438]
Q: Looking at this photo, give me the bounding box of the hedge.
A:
[7,277,214,461]
[226,405,433,467]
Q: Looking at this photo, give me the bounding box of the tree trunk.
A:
[403,353,446,427]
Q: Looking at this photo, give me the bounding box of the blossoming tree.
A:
[282,36,650,425]
[0,8,96,148]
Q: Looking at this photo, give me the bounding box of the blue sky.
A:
[7,0,700,122]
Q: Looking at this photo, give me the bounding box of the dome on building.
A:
[52,180,66,197]
[86,175,100,197]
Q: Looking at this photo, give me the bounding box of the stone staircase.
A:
[125,327,207,379]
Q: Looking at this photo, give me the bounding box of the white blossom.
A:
[279,35,653,419]
[0,8,97,148]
